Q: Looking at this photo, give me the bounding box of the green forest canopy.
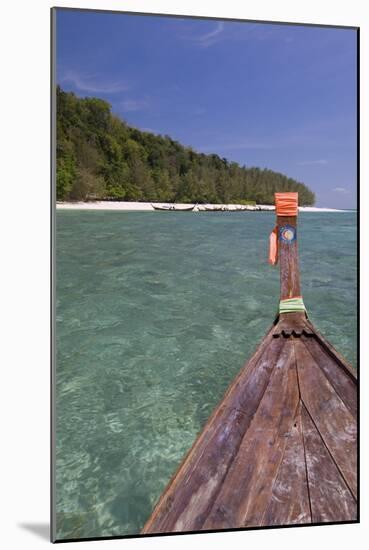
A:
[56,87,315,205]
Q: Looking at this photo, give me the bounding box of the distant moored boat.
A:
[151,203,195,211]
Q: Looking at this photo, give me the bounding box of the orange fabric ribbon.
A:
[268,226,278,265]
[268,193,298,265]
[275,192,298,216]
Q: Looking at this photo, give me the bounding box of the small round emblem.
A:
[279,225,296,243]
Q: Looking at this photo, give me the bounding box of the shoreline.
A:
[56,201,348,213]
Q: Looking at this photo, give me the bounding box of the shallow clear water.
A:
[55,211,357,539]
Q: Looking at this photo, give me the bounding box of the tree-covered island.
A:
[56,87,315,205]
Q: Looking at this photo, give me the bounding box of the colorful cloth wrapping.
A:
[279,296,306,314]
[275,192,298,216]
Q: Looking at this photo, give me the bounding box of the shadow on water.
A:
[18,523,49,541]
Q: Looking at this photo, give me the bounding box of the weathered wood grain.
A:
[262,402,311,526]
[202,340,299,530]
[305,320,357,382]
[277,215,301,300]
[301,335,357,418]
[142,331,285,533]
[273,313,313,338]
[278,312,307,326]
[295,339,357,497]
[301,404,357,522]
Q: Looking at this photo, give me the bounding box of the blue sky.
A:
[56,9,357,208]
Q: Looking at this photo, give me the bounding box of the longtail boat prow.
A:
[142,192,357,534]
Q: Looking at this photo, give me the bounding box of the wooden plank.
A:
[262,403,311,526]
[202,340,299,530]
[301,404,357,522]
[305,320,356,381]
[295,339,357,497]
[277,215,301,300]
[278,312,307,326]
[142,332,285,533]
[273,313,308,337]
[301,335,357,418]
[218,333,286,415]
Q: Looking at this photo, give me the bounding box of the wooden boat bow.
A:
[141,193,357,534]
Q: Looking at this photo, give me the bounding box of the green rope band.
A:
[279,297,306,314]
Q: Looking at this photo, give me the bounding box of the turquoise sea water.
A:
[55,211,357,540]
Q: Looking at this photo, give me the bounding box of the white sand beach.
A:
[56,201,347,213]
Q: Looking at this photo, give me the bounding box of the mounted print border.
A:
[51,6,359,543]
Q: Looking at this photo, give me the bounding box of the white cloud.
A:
[181,21,299,49]
[59,71,130,94]
[297,159,328,166]
[184,22,225,47]
[120,99,149,112]
[333,187,350,194]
